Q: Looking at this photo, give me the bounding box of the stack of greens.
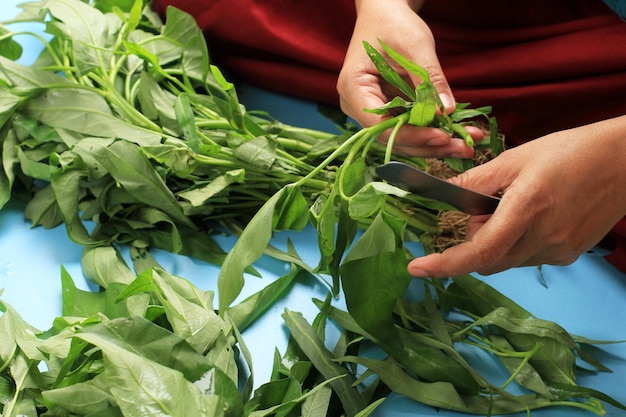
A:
[1,0,624,416]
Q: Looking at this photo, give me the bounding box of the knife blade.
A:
[375,161,500,215]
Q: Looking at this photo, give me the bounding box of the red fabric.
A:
[151,0,355,107]
[421,1,626,147]
[151,0,626,272]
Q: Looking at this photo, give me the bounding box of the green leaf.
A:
[378,39,431,84]
[341,249,410,341]
[282,309,367,417]
[547,381,626,411]
[489,334,553,398]
[347,183,388,220]
[362,41,414,100]
[0,55,71,89]
[81,246,136,288]
[363,96,413,115]
[1,128,19,209]
[0,83,21,131]
[81,316,214,381]
[0,26,23,61]
[50,151,111,246]
[77,324,242,417]
[137,71,180,134]
[309,192,338,274]
[90,140,194,228]
[42,378,119,416]
[246,377,302,416]
[234,136,276,170]
[273,184,309,230]
[162,6,210,83]
[218,185,291,312]
[61,265,128,319]
[0,301,44,361]
[24,88,161,146]
[341,356,552,415]
[247,376,342,417]
[174,93,201,152]
[44,0,111,75]
[226,264,300,332]
[301,384,332,417]
[23,185,62,229]
[92,0,136,13]
[409,82,437,126]
[177,169,244,209]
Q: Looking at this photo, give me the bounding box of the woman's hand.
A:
[408,116,626,277]
[338,0,482,158]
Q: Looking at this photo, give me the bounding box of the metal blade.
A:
[375,161,500,215]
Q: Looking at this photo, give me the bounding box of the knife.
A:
[375,161,500,215]
[375,161,616,256]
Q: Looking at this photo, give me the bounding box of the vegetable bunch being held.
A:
[338,0,626,277]
[338,0,483,159]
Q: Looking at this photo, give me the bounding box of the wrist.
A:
[355,0,424,13]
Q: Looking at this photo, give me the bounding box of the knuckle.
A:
[449,170,472,189]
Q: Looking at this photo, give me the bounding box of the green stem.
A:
[499,342,543,390]
[275,148,317,173]
[383,201,440,234]
[195,119,233,130]
[294,114,406,190]
[274,137,315,154]
[543,399,605,416]
[88,72,162,131]
[276,124,338,141]
[384,116,405,164]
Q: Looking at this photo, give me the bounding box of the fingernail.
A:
[440,93,455,111]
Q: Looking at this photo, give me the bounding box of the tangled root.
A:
[428,146,500,251]
[433,210,470,251]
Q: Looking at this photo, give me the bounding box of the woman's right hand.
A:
[337,0,482,158]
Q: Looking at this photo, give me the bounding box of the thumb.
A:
[400,46,455,114]
[424,64,455,114]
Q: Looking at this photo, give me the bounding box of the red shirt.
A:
[151,0,626,272]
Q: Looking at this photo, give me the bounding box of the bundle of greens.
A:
[1,0,624,416]
[0,0,466,269]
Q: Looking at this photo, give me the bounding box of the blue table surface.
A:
[2,2,626,416]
